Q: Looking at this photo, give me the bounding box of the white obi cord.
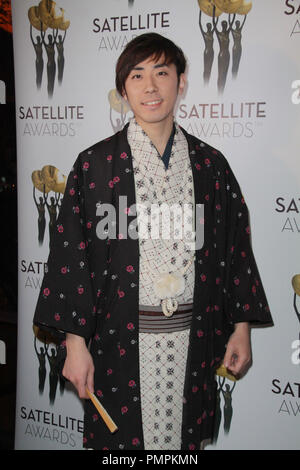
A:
[153,256,195,317]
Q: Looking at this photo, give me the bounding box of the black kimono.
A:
[33,123,273,450]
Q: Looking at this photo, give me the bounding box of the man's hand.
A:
[223,322,252,379]
[62,333,95,399]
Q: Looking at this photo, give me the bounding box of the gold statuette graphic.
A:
[213,0,243,14]
[236,0,252,15]
[109,89,131,133]
[32,165,66,194]
[198,0,252,16]
[197,0,252,94]
[28,0,70,97]
[32,170,52,193]
[28,0,70,31]
[42,165,66,193]
[32,165,66,247]
[108,89,131,114]
[38,0,64,29]
[216,363,237,382]
[198,0,223,17]
[292,274,300,297]
[28,6,48,31]
[86,388,118,434]
[38,0,70,30]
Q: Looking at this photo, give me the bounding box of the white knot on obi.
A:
[153,256,195,317]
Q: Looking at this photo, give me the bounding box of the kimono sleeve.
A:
[223,161,273,327]
[33,154,96,340]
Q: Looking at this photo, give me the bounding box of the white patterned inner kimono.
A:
[128,118,194,450]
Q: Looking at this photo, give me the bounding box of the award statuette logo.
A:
[33,326,66,405]
[292,274,300,363]
[28,0,70,98]
[108,88,131,133]
[32,165,66,248]
[197,0,252,94]
[213,364,237,443]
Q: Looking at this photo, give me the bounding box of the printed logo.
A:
[28,0,70,98]
[275,197,300,234]
[284,0,300,37]
[197,0,253,94]
[20,404,84,447]
[108,88,132,133]
[177,100,266,139]
[271,378,300,417]
[291,274,300,364]
[20,259,47,290]
[179,2,266,140]
[269,275,300,418]
[32,165,66,247]
[213,375,237,443]
[33,328,66,404]
[34,327,66,405]
[92,11,170,52]
[17,105,84,137]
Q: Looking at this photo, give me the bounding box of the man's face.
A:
[122,55,185,130]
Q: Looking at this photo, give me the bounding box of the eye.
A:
[158,70,168,76]
[131,73,142,80]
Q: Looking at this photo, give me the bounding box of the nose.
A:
[144,74,157,93]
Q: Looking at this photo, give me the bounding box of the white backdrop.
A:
[12,0,300,450]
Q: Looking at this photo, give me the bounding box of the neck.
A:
[135,116,174,156]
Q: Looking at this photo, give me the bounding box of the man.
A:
[34,33,273,451]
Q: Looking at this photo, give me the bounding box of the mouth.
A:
[142,99,163,107]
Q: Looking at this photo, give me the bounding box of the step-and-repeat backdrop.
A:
[12,0,300,450]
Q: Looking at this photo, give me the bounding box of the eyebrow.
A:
[131,63,169,71]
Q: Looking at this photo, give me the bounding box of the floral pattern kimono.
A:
[33,123,273,450]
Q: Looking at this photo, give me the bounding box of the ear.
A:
[177,73,186,96]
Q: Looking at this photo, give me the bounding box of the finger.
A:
[224,354,241,377]
[229,355,249,376]
[77,380,89,399]
[223,346,235,369]
[86,367,95,395]
[61,366,71,382]
[228,361,240,376]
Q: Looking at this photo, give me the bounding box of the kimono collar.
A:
[127,118,179,170]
